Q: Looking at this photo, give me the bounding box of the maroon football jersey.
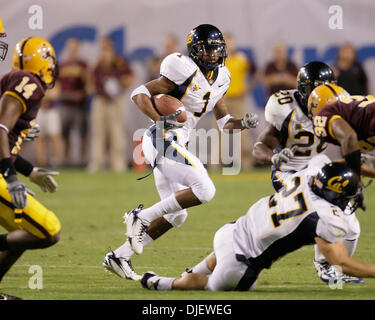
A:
[0,69,45,155]
[312,97,375,152]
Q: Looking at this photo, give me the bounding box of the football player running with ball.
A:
[252,61,370,285]
[103,24,258,280]
[0,37,61,300]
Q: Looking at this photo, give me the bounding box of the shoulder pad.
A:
[160,53,197,85]
[264,90,296,130]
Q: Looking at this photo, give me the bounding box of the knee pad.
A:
[164,209,188,227]
[192,178,216,204]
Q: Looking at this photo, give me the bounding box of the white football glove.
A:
[271,146,298,167]
[241,112,259,129]
[24,124,41,142]
[29,167,59,193]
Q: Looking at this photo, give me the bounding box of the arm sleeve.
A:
[316,212,349,243]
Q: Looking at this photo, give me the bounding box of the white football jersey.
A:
[264,89,328,171]
[160,52,230,145]
[233,155,350,268]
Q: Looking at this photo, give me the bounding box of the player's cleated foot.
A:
[141,271,161,290]
[102,251,141,280]
[124,204,150,255]
[340,273,365,284]
[313,260,339,283]
[0,292,22,300]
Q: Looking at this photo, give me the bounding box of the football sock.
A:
[139,194,182,222]
[344,238,358,257]
[114,241,133,260]
[190,259,212,275]
[114,235,154,259]
[313,244,326,262]
[154,276,176,290]
[0,234,8,251]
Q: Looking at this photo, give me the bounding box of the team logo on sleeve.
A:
[327,176,349,193]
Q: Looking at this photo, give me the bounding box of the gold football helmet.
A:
[0,18,8,61]
[307,84,351,118]
[12,37,57,88]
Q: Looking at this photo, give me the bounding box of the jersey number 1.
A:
[194,92,211,117]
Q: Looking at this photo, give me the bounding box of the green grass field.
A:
[1,169,375,300]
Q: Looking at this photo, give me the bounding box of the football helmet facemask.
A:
[0,18,8,61]
[307,84,351,118]
[297,61,336,107]
[187,24,227,71]
[310,162,360,211]
[12,37,57,88]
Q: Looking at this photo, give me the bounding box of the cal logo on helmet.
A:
[186,29,195,45]
[0,18,8,61]
[326,176,349,193]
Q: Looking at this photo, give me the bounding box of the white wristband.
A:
[0,123,9,133]
[216,114,233,132]
[130,84,151,101]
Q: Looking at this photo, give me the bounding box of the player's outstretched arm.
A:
[213,97,258,132]
[252,124,282,165]
[13,155,59,193]
[131,76,176,122]
[315,237,375,278]
[330,117,361,176]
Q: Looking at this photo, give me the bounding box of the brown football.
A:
[151,94,187,123]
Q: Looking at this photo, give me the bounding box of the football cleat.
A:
[124,204,150,255]
[141,271,161,290]
[314,260,365,284]
[339,273,365,284]
[314,260,339,283]
[102,251,141,281]
[0,292,22,300]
